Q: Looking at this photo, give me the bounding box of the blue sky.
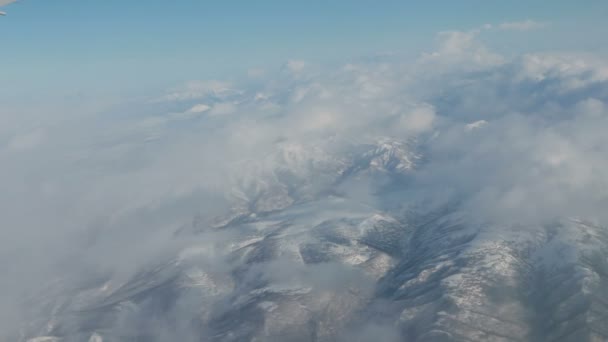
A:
[1,1,607,100]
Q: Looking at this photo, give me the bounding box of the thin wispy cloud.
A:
[0,0,18,7]
[498,19,548,31]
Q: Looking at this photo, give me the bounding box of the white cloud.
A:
[0,0,17,6]
[499,20,547,31]
[209,102,236,116]
[3,25,608,340]
[436,30,477,55]
[158,80,235,102]
[285,59,307,73]
[465,120,488,131]
[187,103,211,113]
[399,105,436,133]
[422,30,504,67]
[6,129,45,151]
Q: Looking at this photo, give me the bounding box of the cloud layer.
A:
[1,27,608,340]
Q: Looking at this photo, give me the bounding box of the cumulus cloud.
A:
[284,59,307,73]
[422,29,504,67]
[2,26,608,341]
[398,105,436,133]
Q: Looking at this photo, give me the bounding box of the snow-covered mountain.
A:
[5,32,608,342]
[14,133,608,342]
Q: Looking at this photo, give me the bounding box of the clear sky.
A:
[1,1,608,100]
